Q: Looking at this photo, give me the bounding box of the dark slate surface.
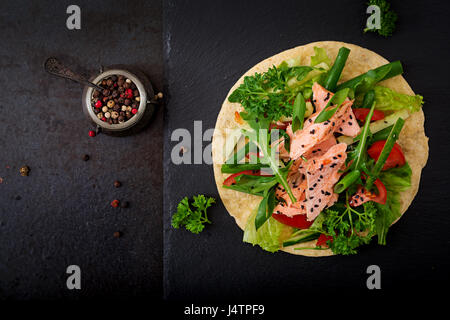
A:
[163,0,450,302]
[0,0,163,299]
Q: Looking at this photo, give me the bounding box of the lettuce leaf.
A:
[243,209,284,252]
[373,86,424,113]
[375,163,412,245]
[310,47,331,68]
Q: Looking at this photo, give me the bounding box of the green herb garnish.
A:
[171,195,216,234]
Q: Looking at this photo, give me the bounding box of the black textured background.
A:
[163,0,450,303]
[0,0,163,299]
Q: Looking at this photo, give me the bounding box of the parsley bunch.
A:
[322,192,377,255]
[171,195,216,234]
[228,64,314,122]
[364,0,398,37]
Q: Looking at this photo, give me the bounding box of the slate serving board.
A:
[0,0,164,299]
[163,0,450,302]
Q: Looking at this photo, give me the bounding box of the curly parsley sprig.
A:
[321,191,377,255]
[171,195,216,234]
[364,0,398,37]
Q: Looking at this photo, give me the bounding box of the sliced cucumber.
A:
[337,109,410,145]
[305,101,314,117]
[283,231,321,247]
[370,109,409,133]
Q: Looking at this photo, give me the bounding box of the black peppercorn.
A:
[82,154,90,161]
[114,180,121,188]
[120,201,129,208]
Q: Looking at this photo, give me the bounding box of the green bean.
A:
[336,61,403,93]
[323,47,351,92]
[361,90,375,108]
[334,170,361,194]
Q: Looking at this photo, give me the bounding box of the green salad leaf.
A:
[243,209,284,252]
[375,163,412,244]
[372,86,424,113]
[310,46,331,67]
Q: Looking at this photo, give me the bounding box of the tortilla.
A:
[211,41,428,256]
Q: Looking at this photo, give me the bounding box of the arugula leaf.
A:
[255,187,278,230]
[171,195,216,234]
[365,117,405,189]
[346,103,375,172]
[223,174,279,196]
[241,112,296,203]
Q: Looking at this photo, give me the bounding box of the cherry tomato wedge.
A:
[316,234,333,248]
[371,178,387,204]
[350,177,387,206]
[353,108,385,123]
[271,213,313,229]
[368,141,406,170]
[223,170,266,186]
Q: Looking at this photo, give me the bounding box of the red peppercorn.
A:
[101,117,106,121]
[95,100,102,108]
[131,108,138,115]
[89,130,96,137]
[125,88,133,99]
[111,199,120,208]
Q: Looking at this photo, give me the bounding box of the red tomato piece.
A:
[316,234,333,248]
[368,141,406,170]
[353,108,385,123]
[271,213,313,229]
[349,177,387,206]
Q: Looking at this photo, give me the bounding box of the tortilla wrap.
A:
[212,41,428,256]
